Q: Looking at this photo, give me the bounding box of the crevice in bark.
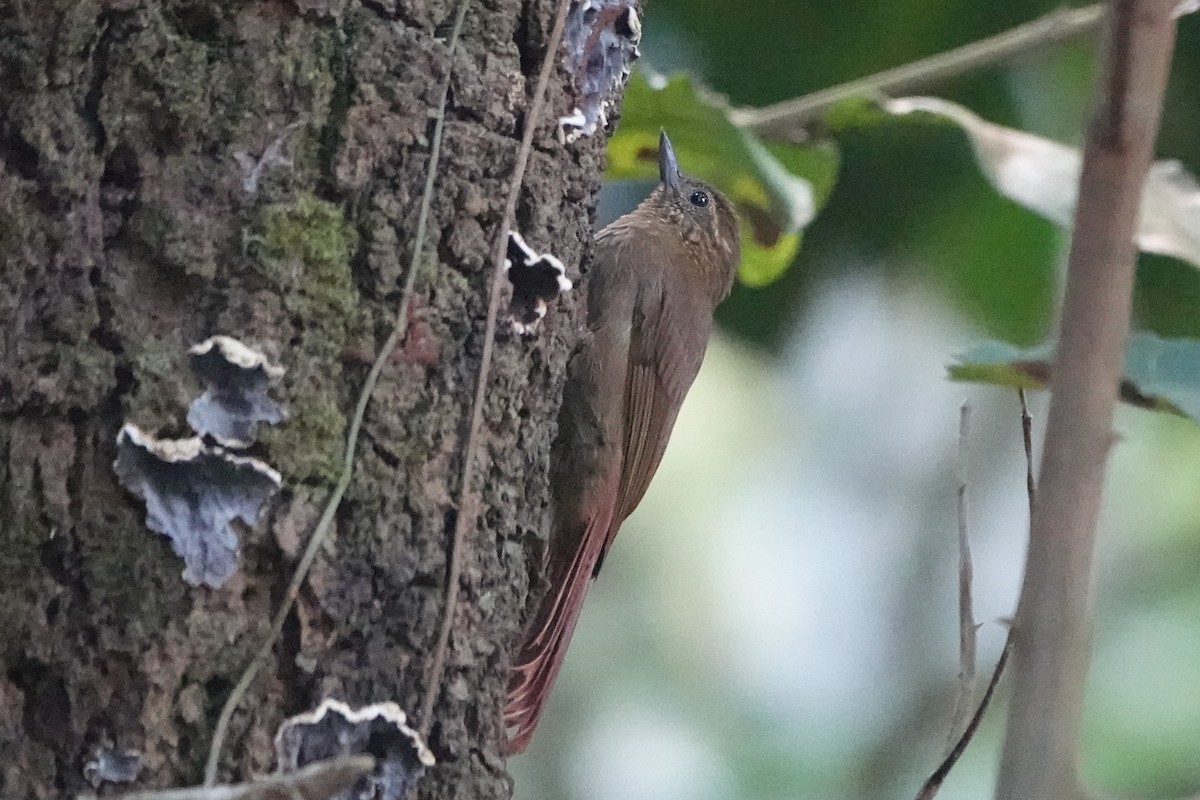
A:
[100,142,142,242]
[359,0,393,22]
[0,131,39,182]
[87,267,123,357]
[512,3,538,82]
[365,430,403,469]
[9,658,71,751]
[83,11,132,156]
[38,528,76,592]
[164,2,227,44]
[65,410,89,557]
[317,20,355,201]
[277,605,305,710]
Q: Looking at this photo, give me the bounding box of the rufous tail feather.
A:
[503,507,615,754]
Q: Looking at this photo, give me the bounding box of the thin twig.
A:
[995,3,1179,798]
[914,634,1014,800]
[1019,389,1036,516]
[913,393,1042,799]
[947,402,977,748]
[123,756,374,800]
[416,0,573,737]
[202,3,472,784]
[733,4,1106,139]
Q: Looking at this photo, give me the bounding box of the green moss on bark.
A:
[249,194,360,486]
[250,194,358,318]
[259,393,346,485]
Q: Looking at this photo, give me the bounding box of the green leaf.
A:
[607,71,840,287]
[948,333,1200,423]
[947,339,1052,389]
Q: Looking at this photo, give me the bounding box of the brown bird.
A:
[504,130,742,754]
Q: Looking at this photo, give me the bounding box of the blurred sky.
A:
[512,4,1200,799]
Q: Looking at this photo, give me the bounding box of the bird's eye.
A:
[689,191,709,207]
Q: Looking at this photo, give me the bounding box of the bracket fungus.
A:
[114,424,281,588]
[275,700,435,800]
[559,0,642,141]
[505,231,572,335]
[187,335,285,447]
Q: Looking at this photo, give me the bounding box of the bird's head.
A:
[648,130,742,298]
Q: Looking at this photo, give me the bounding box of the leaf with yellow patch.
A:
[607,71,839,287]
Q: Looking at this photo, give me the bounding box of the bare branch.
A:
[203,1,473,783]
[733,5,1106,139]
[121,757,373,800]
[914,394,1041,799]
[418,0,574,737]
[947,402,977,747]
[995,3,1179,799]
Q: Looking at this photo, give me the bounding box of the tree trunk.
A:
[0,0,601,796]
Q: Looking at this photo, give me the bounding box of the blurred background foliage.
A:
[513,3,1200,799]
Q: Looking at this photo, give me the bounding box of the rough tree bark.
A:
[0,0,604,796]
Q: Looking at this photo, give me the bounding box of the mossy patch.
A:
[247,195,362,488]
[258,392,345,486]
[249,194,359,320]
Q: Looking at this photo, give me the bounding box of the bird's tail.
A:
[503,507,614,754]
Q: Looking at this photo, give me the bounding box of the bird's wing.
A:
[610,247,710,537]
